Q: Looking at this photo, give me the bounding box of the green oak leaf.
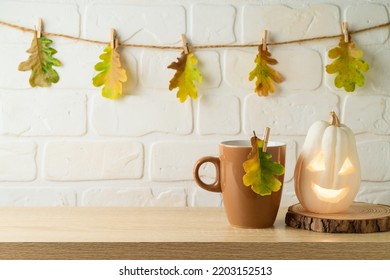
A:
[326,36,369,92]
[18,32,62,87]
[243,136,285,196]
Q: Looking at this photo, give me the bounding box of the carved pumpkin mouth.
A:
[311,184,349,203]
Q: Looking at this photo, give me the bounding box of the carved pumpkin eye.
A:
[338,158,354,175]
[307,152,325,172]
[307,153,354,176]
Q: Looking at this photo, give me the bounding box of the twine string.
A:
[1,20,390,50]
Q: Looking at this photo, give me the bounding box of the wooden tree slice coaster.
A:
[285,202,390,233]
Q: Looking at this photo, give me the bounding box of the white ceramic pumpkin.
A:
[294,112,361,214]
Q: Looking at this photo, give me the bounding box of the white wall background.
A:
[0,0,389,207]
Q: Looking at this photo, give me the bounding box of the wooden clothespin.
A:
[181,34,189,54]
[342,22,349,43]
[262,127,270,152]
[36,18,43,38]
[111,28,118,49]
[262,30,269,51]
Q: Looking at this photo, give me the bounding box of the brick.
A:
[82,188,153,206]
[0,1,79,44]
[91,95,192,136]
[55,43,103,90]
[355,184,390,205]
[242,4,340,43]
[370,49,390,95]
[224,49,322,90]
[224,50,253,89]
[243,94,339,135]
[0,91,86,136]
[342,95,390,134]
[197,95,240,135]
[191,3,236,44]
[81,187,186,207]
[152,189,187,207]
[346,4,389,45]
[282,140,297,182]
[0,45,32,89]
[141,50,178,89]
[0,187,76,206]
[150,141,218,181]
[357,141,390,182]
[85,4,185,44]
[44,141,143,181]
[196,51,222,89]
[0,141,36,181]
[188,186,222,207]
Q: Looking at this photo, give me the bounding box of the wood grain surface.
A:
[0,207,388,260]
[285,203,390,233]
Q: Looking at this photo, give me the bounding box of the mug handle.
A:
[193,156,222,193]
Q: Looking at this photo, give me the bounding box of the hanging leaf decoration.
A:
[167,51,202,103]
[242,134,285,196]
[92,44,127,99]
[326,36,369,92]
[18,32,62,87]
[249,45,283,96]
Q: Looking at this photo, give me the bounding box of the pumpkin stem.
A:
[329,111,341,127]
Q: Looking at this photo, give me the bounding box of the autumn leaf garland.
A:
[17,31,370,98]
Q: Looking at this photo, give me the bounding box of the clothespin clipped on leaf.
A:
[167,34,202,103]
[181,33,189,54]
[325,21,369,92]
[111,28,118,49]
[92,27,127,99]
[249,29,284,96]
[262,30,268,51]
[36,18,43,38]
[18,17,62,87]
[342,22,349,43]
[262,127,270,152]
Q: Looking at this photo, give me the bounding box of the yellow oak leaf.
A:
[93,44,127,99]
[167,52,202,103]
[249,45,283,96]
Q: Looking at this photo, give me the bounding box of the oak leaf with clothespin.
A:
[167,34,202,103]
[326,22,369,92]
[92,29,127,99]
[249,30,283,96]
[242,128,285,196]
[18,18,62,87]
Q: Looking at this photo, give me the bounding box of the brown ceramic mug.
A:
[193,140,286,228]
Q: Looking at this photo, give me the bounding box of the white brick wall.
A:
[0,0,388,207]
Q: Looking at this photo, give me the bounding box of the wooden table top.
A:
[0,207,388,260]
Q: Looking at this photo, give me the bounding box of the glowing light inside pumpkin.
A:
[307,152,325,172]
[312,184,349,203]
[338,158,354,175]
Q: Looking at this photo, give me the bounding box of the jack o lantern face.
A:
[305,152,357,204]
[294,112,361,214]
